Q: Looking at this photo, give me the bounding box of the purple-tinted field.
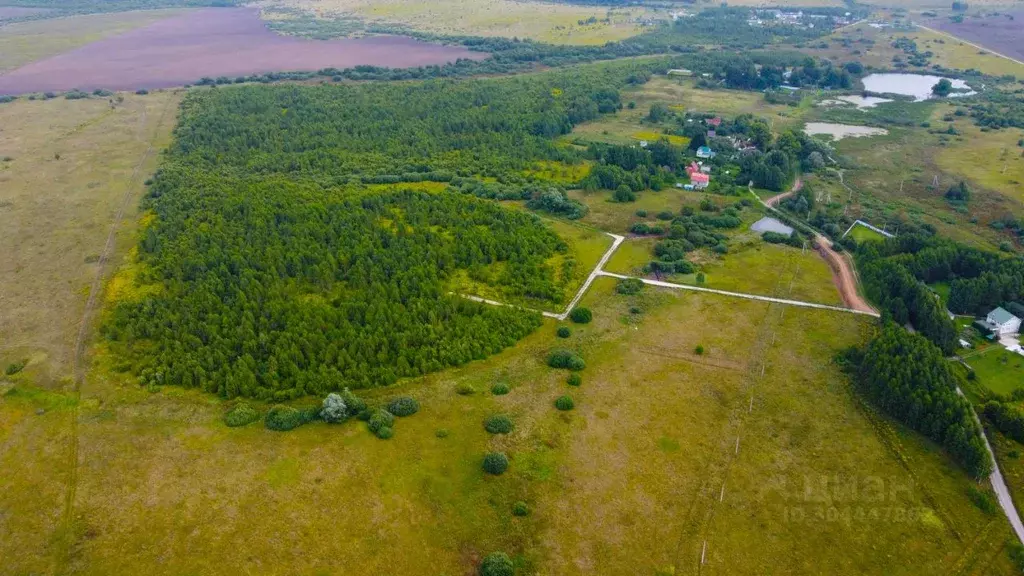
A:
[929,12,1024,62]
[0,8,486,95]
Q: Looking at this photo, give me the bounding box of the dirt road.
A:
[764,176,801,207]
[752,178,877,315]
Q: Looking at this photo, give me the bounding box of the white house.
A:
[987,307,1022,336]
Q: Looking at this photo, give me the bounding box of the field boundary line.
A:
[55,95,174,572]
[915,23,1024,70]
[596,271,878,316]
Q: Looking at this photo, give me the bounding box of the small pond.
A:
[860,73,975,101]
[751,217,794,235]
[804,122,888,140]
[819,94,892,108]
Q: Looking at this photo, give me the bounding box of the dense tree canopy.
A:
[106,64,666,400]
[855,324,991,478]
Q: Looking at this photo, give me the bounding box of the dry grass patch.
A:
[0,91,181,387]
[260,0,646,44]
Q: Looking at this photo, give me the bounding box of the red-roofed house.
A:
[707,117,722,127]
[690,172,710,189]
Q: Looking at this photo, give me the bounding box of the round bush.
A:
[265,405,307,431]
[356,408,373,421]
[695,345,705,355]
[569,307,592,324]
[554,396,575,411]
[387,396,420,417]
[556,326,571,338]
[482,452,509,475]
[367,408,395,434]
[480,552,514,576]
[512,501,530,517]
[456,383,476,396]
[376,426,394,440]
[635,209,648,217]
[320,393,347,424]
[484,414,514,434]
[547,349,585,371]
[340,387,367,414]
[491,382,510,395]
[224,402,261,427]
[435,428,450,438]
[616,277,644,295]
[566,373,582,387]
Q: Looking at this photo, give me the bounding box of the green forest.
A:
[105,63,666,400]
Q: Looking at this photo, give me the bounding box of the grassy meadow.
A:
[6,268,1021,574]
[259,0,646,44]
[968,347,1024,396]
[0,91,181,387]
[0,9,185,72]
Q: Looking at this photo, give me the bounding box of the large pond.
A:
[804,122,888,140]
[861,73,974,101]
[751,216,794,235]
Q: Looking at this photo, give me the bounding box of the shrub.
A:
[480,552,514,576]
[135,89,149,95]
[512,501,530,517]
[485,414,514,434]
[435,428,450,438]
[556,326,571,338]
[569,307,592,324]
[387,396,420,417]
[320,393,347,423]
[482,452,509,475]
[265,405,309,431]
[367,408,395,437]
[456,383,476,395]
[555,396,575,411]
[966,485,997,515]
[656,210,675,220]
[340,387,367,414]
[695,345,704,355]
[548,349,585,371]
[635,209,648,217]
[224,402,261,427]
[376,426,394,440]
[356,408,373,421]
[616,277,644,295]
[491,382,510,395]
[5,360,27,376]
[567,373,582,386]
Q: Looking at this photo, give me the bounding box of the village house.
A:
[690,172,709,190]
[986,307,1022,336]
[696,146,716,159]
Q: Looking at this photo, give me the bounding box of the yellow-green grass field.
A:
[991,430,1024,530]
[5,271,1020,574]
[0,91,182,388]
[566,77,807,147]
[847,221,889,244]
[567,188,732,233]
[522,159,591,184]
[606,233,844,306]
[257,0,646,44]
[967,347,1024,396]
[0,10,186,73]
[809,21,1024,79]
[932,109,1024,206]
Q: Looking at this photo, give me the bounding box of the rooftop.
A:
[989,307,1020,325]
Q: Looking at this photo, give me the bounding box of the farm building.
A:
[986,307,1022,336]
[696,146,716,159]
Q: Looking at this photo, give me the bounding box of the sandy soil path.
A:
[754,178,877,314]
